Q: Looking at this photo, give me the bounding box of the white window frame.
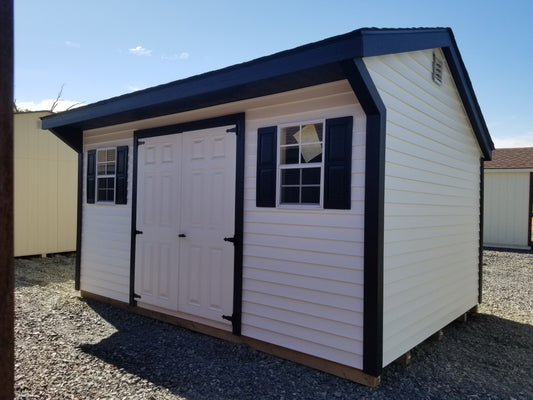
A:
[96,147,117,203]
[276,119,325,208]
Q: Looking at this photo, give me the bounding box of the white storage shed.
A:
[483,147,533,249]
[42,27,493,386]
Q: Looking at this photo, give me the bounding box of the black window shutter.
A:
[324,116,353,209]
[86,149,96,204]
[256,126,277,207]
[115,146,128,204]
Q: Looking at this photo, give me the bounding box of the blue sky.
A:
[15,0,533,148]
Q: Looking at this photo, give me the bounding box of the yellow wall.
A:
[14,111,77,257]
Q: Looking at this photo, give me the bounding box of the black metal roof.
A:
[41,27,493,157]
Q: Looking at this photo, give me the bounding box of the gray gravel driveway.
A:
[14,250,533,399]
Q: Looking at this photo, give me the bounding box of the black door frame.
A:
[527,172,533,248]
[128,113,245,335]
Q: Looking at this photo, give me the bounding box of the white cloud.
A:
[179,52,189,60]
[16,99,84,112]
[129,46,152,56]
[492,133,533,148]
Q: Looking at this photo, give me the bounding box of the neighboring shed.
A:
[14,111,77,257]
[41,27,493,386]
[483,147,533,249]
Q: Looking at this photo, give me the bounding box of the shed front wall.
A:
[79,81,368,369]
[364,49,482,367]
[14,112,77,257]
[81,131,133,302]
[483,170,532,249]
[242,85,366,369]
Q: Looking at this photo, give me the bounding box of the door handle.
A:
[178,234,187,238]
[223,236,235,243]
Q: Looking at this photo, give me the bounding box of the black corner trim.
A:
[478,158,484,304]
[115,145,128,204]
[256,126,277,207]
[342,58,386,377]
[86,149,96,204]
[129,137,140,306]
[75,152,83,290]
[324,116,353,209]
[529,173,533,248]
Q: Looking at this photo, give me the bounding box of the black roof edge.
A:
[41,27,492,158]
[441,28,494,160]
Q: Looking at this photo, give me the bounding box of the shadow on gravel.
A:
[80,298,533,399]
[14,253,76,288]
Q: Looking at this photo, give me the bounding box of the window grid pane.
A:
[279,122,323,206]
[280,166,321,205]
[96,148,116,202]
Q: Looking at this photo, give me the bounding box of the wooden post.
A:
[0,1,14,399]
[395,350,412,366]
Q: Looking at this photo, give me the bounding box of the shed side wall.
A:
[364,49,482,367]
[483,171,531,248]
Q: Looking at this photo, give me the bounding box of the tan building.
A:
[14,111,77,257]
[484,147,533,249]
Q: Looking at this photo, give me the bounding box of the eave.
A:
[41,27,493,158]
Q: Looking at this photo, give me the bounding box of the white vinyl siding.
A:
[78,82,369,370]
[81,130,133,302]
[484,171,532,249]
[364,49,482,367]
[242,81,367,369]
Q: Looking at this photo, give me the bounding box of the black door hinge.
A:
[226,127,236,133]
[135,230,143,235]
[137,140,145,146]
[222,314,233,322]
[133,293,141,299]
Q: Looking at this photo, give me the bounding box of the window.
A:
[87,146,128,205]
[97,148,116,202]
[278,122,324,205]
[257,116,353,210]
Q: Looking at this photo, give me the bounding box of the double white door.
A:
[134,126,236,328]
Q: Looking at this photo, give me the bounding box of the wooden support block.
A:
[455,313,468,323]
[433,330,444,341]
[468,305,479,314]
[395,351,412,366]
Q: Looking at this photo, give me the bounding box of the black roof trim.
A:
[42,27,492,157]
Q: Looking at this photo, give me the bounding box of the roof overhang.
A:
[42,27,493,158]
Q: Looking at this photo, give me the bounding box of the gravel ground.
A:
[14,250,533,399]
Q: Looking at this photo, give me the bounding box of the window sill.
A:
[277,203,323,210]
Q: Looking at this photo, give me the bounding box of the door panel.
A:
[135,134,181,310]
[134,126,236,328]
[178,128,236,322]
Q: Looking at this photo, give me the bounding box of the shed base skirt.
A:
[79,290,380,388]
